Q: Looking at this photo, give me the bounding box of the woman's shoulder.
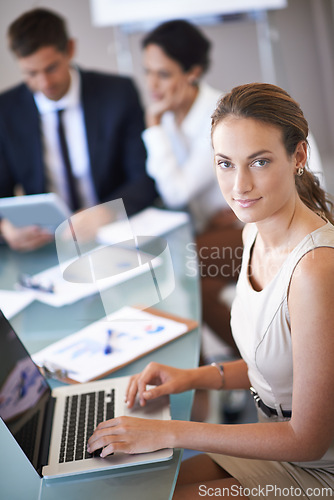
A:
[288,246,334,334]
[290,220,334,271]
[310,220,334,244]
[291,234,334,297]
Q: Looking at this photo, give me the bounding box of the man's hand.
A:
[1,218,53,251]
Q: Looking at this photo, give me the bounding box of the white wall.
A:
[269,0,334,166]
[0,0,333,191]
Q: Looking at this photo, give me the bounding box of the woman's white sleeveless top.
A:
[231,221,334,467]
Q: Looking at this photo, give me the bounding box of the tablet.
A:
[0,193,72,232]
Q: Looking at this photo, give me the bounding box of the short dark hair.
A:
[8,8,69,57]
[142,19,211,74]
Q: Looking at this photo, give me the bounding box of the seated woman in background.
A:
[88,83,334,499]
[141,19,243,356]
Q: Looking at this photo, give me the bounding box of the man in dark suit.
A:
[0,8,156,251]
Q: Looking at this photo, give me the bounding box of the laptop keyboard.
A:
[59,389,115,463]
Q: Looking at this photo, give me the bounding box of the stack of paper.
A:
[97,207,189,245]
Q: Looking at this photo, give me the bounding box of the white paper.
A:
[17,246,161,308]
[32,306,188,382]
[97,207,189,245]
[0,290,36,318]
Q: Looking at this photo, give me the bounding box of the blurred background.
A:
[0,0,333,192]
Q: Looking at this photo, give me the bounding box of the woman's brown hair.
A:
[211,83,334,224]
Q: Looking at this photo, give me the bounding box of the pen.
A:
[41,363,78,380]
[104,329,113,355]
[18,273,55,294]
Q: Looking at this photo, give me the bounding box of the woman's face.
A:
[143,44,195,110]
[212,117,306,225]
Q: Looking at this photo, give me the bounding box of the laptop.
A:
[0,310,172,479]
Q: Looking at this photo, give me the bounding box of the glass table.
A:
[0,220,201,500]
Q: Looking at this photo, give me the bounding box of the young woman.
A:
[88,83,334,499]
[141,20,326,361]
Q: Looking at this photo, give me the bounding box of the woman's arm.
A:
[142,87,223,208]
[88,247,334,462]
[169,246,334,461]
[125,358,250,408]
[285,246,334,459]
[143,125,218,208]
[173,246,334,461]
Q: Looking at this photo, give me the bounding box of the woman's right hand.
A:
[145,78,196,128]
[125,362,194,409]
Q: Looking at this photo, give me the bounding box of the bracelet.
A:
[211,362,225,389]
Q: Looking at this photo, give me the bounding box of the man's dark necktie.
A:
[56,109,81,211]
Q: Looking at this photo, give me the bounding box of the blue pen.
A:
[19,273,55,294]
[104,329,113,355]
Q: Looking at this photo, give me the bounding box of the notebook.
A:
[0,310,172,479]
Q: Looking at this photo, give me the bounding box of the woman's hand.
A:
[125,362,195,409]
[145,79,196,127]
[87,416,171,457]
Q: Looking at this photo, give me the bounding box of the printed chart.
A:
[32,307,190,382]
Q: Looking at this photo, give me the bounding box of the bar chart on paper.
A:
[32,307,196,383]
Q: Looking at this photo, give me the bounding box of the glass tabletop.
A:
[0,220,201,500]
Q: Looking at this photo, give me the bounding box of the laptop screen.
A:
[0,310,51,471]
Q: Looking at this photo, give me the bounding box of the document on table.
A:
[32,306,194,383]
[0,290,36,319]
[97,207,190,245]
[17,245,161,307]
